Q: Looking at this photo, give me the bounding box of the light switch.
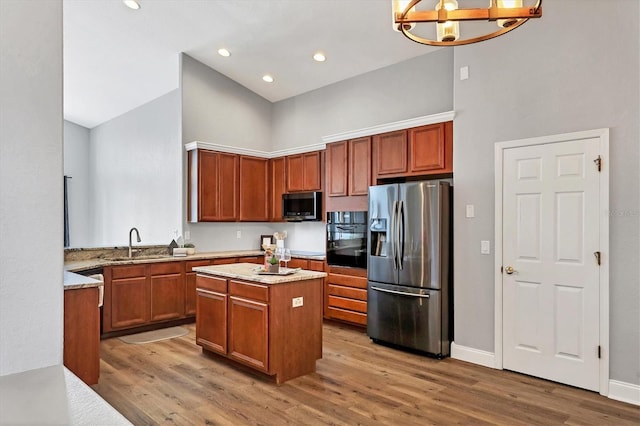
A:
[184,231,191,240]
[481,240,491,254]
[466,204,475,218]
[460,66,469,80]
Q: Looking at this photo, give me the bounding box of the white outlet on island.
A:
[292,296,303,308]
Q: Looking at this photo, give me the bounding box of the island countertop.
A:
[193,262,327,284]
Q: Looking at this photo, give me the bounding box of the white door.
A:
[501,136,602,391]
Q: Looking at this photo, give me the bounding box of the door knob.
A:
[504,266,515,275]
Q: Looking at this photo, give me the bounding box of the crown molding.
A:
[185,110,455,156]
[321,110,455,143]
[184,141,326,158]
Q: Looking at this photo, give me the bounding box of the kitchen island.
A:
[193,263,326,384]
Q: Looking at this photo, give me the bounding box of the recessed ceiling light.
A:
[313,52,326,62]
[218,48,231,57]
[262,75,274,83]
[123,0,140,10]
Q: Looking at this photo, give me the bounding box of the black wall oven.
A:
[326,211,367,269]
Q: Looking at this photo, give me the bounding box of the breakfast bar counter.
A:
[193,263,327,384]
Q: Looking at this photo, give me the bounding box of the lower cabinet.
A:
[150,262,184,321]
[109,265,149,330]
[196,274,323,384]
[324,266,368,326]
[64,287,100,385]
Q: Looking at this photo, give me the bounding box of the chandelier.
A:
[392,0,543,46]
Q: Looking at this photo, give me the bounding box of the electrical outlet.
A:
[184,231,190,240]
[236,230,242,239]
[292,297,303,308]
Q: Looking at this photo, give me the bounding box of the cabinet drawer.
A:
[327,273,367,289]
[186,260,211,272]
[327,284,367,301]
[328,295,367,313]
[197,275,227,293]
[287,258,308,269]
[329,265,367,277]
[111,265,146,280]
[326,306,367,326]
[308,260,325,272]
[229,280,269,303]
[149,262,182,276]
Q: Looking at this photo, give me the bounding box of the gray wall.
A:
[452,0,639,384]
[0,0,63,375]
[271,49,454,150]
[181,54,272,151]
[89,90,182,247]
[63,120,91,248]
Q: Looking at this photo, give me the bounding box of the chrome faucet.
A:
[128,227,141,258]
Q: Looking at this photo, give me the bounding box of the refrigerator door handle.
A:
[370,286,431,298]
[398,200,404,270]
[391,200,398,270]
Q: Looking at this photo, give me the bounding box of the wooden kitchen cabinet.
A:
[188,149,238,222]
[373,122,452,180]
[196,270,323,384]
[286,151,323,192]
[150,262,184,322]
[326,141,348,197]
[269,157,286,221]
[109,265,149,330]
[64,287,100,385]
[239,156,269,221]
[228,281,269,371]
[196,275,228,354]
[326,137,371,197]
[104,261,188,333]
[324,266,367,326]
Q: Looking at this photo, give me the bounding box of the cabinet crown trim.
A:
[185,141,326,158]
[321,111,455,144]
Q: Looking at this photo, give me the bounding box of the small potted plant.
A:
[184,243,196,255]
[267,252,280,273]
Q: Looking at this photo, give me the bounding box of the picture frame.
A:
[259,234,274,250]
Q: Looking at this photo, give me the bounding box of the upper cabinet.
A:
[268,157,286,222]
[189,149,238,222]
[373,121,453,180]
[238,156,269,221]
[286,151,323,192]
[326,137,371,197]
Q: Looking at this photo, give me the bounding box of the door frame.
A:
[494,128,610,395]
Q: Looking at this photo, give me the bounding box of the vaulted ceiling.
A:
[63,0,437,129]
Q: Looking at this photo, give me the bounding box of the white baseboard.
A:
[608,380,640,406]
[451,343,640,406]
[450,342,496,369]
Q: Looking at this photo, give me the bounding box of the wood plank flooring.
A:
[93,322,639,425]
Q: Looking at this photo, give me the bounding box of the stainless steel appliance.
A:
[282,191,322,221]
[367,181,452,357]
[326,211,367,269]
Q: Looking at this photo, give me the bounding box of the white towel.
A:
[88,274,104,307]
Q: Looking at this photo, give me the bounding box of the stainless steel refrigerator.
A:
[367,181,452,357]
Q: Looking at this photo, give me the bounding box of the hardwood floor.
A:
[93,322,639,425]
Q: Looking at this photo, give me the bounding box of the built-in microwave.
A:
[282,192,322,221]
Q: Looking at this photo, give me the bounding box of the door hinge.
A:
[594,251,601,266]
[598,345,601,359]
[500,266,503,273]
[594,155,602,172]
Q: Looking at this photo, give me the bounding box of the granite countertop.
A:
[0,365,131,425]
[64,249,325,273]
[63,271,103,290]
[193,262,327,284]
